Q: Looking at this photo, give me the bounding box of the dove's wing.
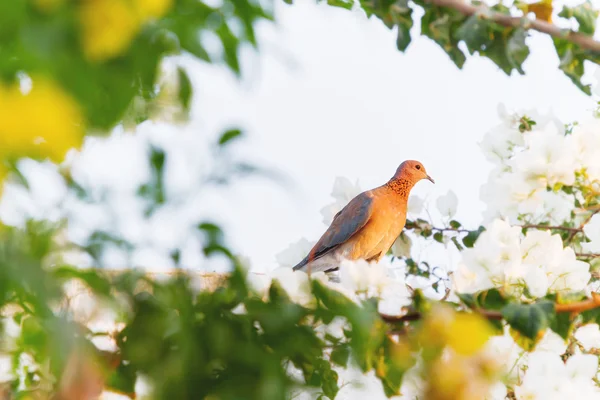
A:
[293,192,373,271]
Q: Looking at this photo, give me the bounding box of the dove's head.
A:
[393,160,434,184]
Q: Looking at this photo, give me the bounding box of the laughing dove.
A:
[293,160,434,273]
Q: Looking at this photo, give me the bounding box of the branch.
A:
[429,0,600,53]
[520,224,582,233]
[381,293,600,323]
[576,253,600,259]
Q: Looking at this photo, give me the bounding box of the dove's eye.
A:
[415,165,421,170]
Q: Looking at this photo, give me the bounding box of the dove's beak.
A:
[426,175,435,184]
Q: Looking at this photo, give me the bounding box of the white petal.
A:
[391,232,412,258]
[566,354,598,380]
[574,324,600,351]
[436,190,458,218]
[523,265,549,298]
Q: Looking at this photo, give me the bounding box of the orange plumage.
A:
[293,160,434,273]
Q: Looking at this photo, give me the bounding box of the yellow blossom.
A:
[78,0,174,62]
[133,0,174,20]
[79,0,141,61]
[446,312,495,356]
[0,77,84,163]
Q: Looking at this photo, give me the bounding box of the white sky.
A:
[2,0,600,274]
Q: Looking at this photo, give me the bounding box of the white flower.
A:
[339,259,391,298]
[391,232,412,258]
[569,118,600,182]
[575,324,600,351]
[275,237,315,269]
[436,190,458,218]
[407,196,424,216]
[515,353,600,399]
[320,177,361,225]
[486,382,507,400]
[583,213,600,253]
[512,125,578,187]
[456,222,590,297]
[456,219,522,293]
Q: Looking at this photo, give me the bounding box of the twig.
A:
[576,253,600,259]
[431,226,470,234]
[429,0,600,53]
[520,224,583,233]
[380,292,600,323]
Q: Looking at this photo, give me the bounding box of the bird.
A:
[292,160,434,274]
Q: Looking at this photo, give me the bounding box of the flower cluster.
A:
[480,106,600,225]
[454,219,591,297]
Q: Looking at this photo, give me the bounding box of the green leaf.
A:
[553,38,592,95]
[420,5,466,68]
[457,293,476,308]
[177,67,192,110]
[559,1,598,36]
[501,300,555,340]
[219,128,243,146]
[455,14,491,54]
[477,288,508,310]
[462,226,485,248]
[327,0,354,10]
[330,343,350,367]
[433,231,444,243]
[549,311,575,340]
[393,0,414,52]
[449,220,461,229]
[506,28,530,74]
[451,236,464,251]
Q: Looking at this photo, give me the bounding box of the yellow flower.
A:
[0,77,84,163]
[446,312,494,356]
[133,0,174,20]
[78,0,174,62]
[79,0,141,61]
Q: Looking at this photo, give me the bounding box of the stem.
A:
[428,0,600,52]
[520,224,582,233]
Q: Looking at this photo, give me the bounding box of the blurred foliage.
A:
[0,0,272,167]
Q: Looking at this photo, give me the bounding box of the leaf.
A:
[327,0,354,10]
[433,232,444,243]
[393,0,414,52]
[553,38,592,95]
[330,344,350,368]
[501,300,555,340]
[462,226,485,248]
[549,311,575,340]
[455,14,491,54]
[449,220,461,229]
[420,5,466,68]
[218,128,243,146]
[177,67,192,110]
[559,1,598,36]
[506,28,530,74]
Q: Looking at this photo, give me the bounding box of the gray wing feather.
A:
[292,193,373,271]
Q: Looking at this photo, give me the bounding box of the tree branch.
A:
[520,224,582,233]
[429,0,600,53]
[381,293,600,323]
